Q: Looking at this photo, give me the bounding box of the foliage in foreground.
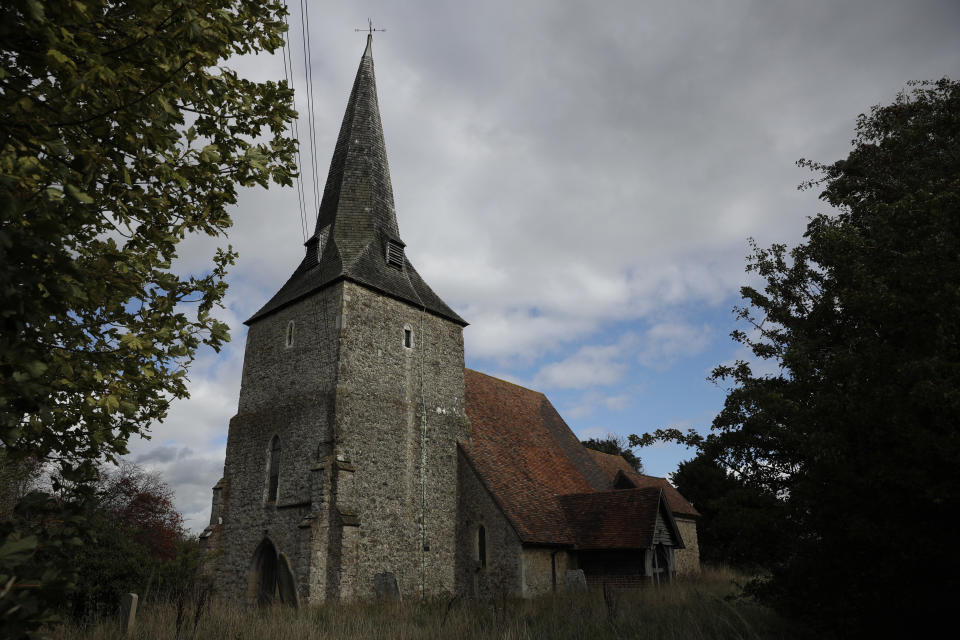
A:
[48,567,807,640]
[1,0,295,634]
[633,78,960,636]
[1,464,201,638]
[0,0,295,475]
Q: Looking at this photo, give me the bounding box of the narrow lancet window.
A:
[477,525,487,568]
[285,321,295,348]
[267,436,281,502]
[404,328,412,349]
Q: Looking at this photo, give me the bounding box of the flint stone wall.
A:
[333,281,469,599]
[455,448,523,598]
[521,547,574,596]
[209,285,342,602]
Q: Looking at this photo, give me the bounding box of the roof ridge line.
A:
[464,369,547,396]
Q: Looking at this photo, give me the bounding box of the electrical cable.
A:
[300,0,322,216]
[280,1,308,242]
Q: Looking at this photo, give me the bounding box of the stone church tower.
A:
[201,35,470,604]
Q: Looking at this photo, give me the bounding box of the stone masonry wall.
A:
[333,281,469,599]
[212,284,343,602]
[675,517,701,575]
[521,548,573,597]
[455,449,523,598]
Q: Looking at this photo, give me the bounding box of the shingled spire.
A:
[247,35,464,326]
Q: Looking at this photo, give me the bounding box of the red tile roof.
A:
[463,370,592,544]
[586,447,636,478]
[463,370,699,547]
[585,448,700,518]
[558,487,670,549]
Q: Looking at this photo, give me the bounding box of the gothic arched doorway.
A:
[247,539,299,607]
[249,539,278,606]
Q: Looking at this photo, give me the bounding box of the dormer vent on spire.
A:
[386,241,404,270]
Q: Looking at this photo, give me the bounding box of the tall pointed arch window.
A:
[267,436,281,503]
[477,525,487,568]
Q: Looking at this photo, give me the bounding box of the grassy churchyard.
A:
[48,567,810,640]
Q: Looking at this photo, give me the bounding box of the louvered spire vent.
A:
[386,241,404,270]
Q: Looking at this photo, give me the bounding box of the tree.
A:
[670,453,787,570]
[1,463,200,626]
[68,463,198,619]
[581,434,643,473]
[633,78,960,636]
[94,461,184,561]
[0,0,296,482]
[1,2,296,634]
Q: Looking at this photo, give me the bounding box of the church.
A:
[200,35,700,605]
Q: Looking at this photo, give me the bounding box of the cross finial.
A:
[355,18,385,36]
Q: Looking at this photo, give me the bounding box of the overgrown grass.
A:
[48,566,809,640]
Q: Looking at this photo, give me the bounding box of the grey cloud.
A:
[135,446,179,464]
[146,0,959,532]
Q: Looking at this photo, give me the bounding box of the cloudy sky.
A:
[127,0,960,533]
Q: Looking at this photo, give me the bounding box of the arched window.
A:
[267,436,281,502]
[285,321,295,348]
[477,525,487,568]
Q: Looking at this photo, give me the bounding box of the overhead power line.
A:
[300,0,322,221]
[280,1,308,242]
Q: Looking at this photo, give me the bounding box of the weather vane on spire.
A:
[355,18,385,36]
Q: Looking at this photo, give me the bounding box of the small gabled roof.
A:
[586,448,700,518]
[247,35,464,326]
[558,488,684,550]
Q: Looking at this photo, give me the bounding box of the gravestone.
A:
[277,553,300,608]
[374,572,400,600]
[565,569,587,592]
[121,592,138,637]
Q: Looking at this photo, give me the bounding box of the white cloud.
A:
[567,391,634,419]
[637,322,714,369]
[533,334,637,390]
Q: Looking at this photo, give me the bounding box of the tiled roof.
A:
[463,370,596,544]
[463,370,696,547]
[247,36,464,326]
[586,447,637,479]
[558,488,673,550]
[585,448,700,518]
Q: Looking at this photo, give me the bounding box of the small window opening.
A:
[477,525,487,568]
[386,241,404,270]
[285,321,295,348]
[404,328,412,349]
[267,436,281,503]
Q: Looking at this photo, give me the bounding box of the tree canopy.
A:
[633,78,960,635]
[581,435,643,473]
[0,2,296,635]
[0,0,296,480]
[669,454,787,570]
